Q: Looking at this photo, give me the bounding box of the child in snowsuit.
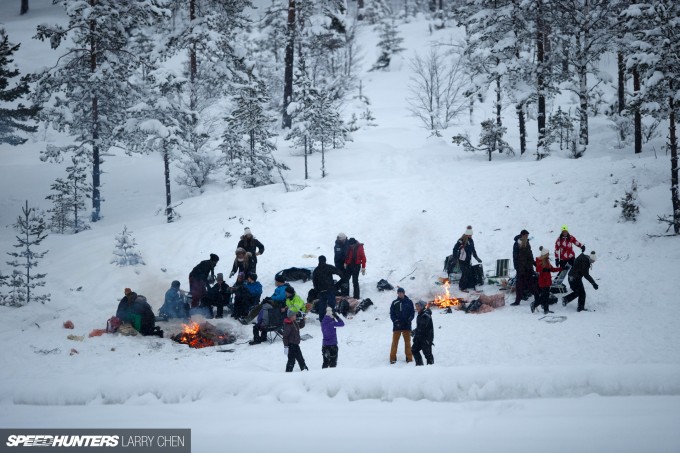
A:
[321,306,345,368]
[283,309,308,372]
[532,247,562,315]
[412,300,434,366]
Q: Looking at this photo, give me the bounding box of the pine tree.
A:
[546,107,575,152]
[371,17,405,71]
[4,201,50,306]
[111,226,145,266]
[452,119,513,162]
[615,179,639,222]
[362,0,391,24]
[46,155,91,234]
[33,0,166,222]
[221,67,284,188]
[0,29,38,146]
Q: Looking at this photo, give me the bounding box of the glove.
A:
[581,245,586,252]
[593,283,599,290]
[229,272,235,278]
[361,268,366,275]
[284,347,289,356]
[476,257,482,263]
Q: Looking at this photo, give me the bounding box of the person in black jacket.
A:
[562,251,599,312]
[412,300,434,366]
[205,273,231,318]
[189,253,219,308]
[312,255,343,320]
[452,226,482,291]
[389,287,415,364]
[511,230,538,306]
[237,227,264,271]
[229,247,255,280]
[334,233,349,296]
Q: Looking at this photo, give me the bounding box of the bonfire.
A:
[431,281,462,309]
[171,321,234,349]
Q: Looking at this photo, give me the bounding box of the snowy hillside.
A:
[1,1,679,452]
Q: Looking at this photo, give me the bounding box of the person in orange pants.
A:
[389,287,414,364]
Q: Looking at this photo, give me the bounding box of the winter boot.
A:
[530,301,538,313]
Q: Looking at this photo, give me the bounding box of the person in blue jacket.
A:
[389,287,415,364]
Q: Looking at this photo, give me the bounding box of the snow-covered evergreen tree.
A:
[452,119,513,162]
[362,0,391,24]
[4,201,50,306]
[546,106,575,152]
[371,17,405,71]
[0,29,38,146]
[111,226,145,266]
[33,0,166,222]
[221,66,283,188]
[45,155,91,234]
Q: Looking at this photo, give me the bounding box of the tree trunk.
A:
[536,0,546,156]
[282,0,296,129]
[321,139,326,178]
[633,66,642,154]
[517,102,526,155]
[250,129,256,187]
[617,51,625,114]
[189,0,197,112]
[163,141,173,223]
[578,64,588,147]
[20,0,28,14]
[495,73,501,153]
[669,81,679,234]
[357,0,364,20]
[304,135,308,180]
[89,2,101,222]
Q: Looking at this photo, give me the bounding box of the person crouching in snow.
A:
[412,300,434,366]
[532,246,562,315]
[283,309,308,372]
[321,306,345,368]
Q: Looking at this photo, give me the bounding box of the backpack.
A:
[376,279,394,291]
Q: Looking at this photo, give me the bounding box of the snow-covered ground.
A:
[1,2,679,451]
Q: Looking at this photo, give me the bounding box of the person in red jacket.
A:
[344,237,366,299]
[554,225,584,268]
[532,246,562,314]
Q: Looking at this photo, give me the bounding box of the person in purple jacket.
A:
[321,306,345,368]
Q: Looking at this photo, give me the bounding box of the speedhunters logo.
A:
[1,430,190,452]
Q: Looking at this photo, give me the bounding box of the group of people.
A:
[510,225,598,313]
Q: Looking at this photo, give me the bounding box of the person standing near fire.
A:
[189,253,219,308]
[344,237,367,299]
[237,227,264,272]
[452,225,482,292]
[532,247,562,315]
[334,232,350,296]
[412,300,434,366]
[389,287,414,364]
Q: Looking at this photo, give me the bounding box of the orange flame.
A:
[432,281,461,308]
[175,322,215,349]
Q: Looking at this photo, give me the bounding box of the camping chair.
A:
[264,325,284,344]
[550,264,571,294]
[486,259,510,280]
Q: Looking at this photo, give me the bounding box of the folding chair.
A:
[486,259,510,278]
[264,325,284,344]
[550,264,571,294]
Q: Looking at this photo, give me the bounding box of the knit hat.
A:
[235,247,246,255]
[247,272,257,281]
[171,280,180,289]
[124,288,132,296]
[287,309,297,318]
[561,225,569,232]
[209,253,219,262]
[285,285,295,295]
[216,273,224,282]
[540,246,549,257]
[397,287,405,294]
[465,225,473,235]
[337,232,347,240]
[326,306,334,317]
[275,274,285,283]
[520,229,530,236]
[244,227,252,236]
[318,255,327,263]
[589,251,597,262]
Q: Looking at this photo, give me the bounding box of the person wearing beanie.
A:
[344,237,367,299]
[554,225,584,268]
[237,227,264,272]
[334,233,350,296]
[511,230,540,306]
[452,225,482,292]
[412,301,434,366]
[159,280,188,320]
[188,254,219,308]
[312,255,343,321]
[321,306,345,368]
[284,286,306,314]
[532,246,563,315]
[562,250,599,312]
[205,272,231,319]
[241,272,263,318]
[260,275,291,310]
[389,287,415,364]
[283,309,308,372]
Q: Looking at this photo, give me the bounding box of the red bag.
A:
[106,316,122,333]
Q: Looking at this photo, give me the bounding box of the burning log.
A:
[431,281,463,309]
[171,321,235,349]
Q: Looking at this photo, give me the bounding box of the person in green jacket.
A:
[284,286,306,313]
